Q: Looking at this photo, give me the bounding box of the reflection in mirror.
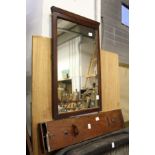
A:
[57,19,99,114]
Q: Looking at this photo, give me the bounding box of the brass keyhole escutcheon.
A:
[72,124,79,137]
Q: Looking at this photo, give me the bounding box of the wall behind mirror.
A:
[57,18,99,114]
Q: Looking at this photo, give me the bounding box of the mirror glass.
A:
[57,18,100,114]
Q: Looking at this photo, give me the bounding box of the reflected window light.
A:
[121,4,129,27]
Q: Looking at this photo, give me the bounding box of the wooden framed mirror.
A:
[51,6,102,119]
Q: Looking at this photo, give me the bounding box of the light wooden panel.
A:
[100,50,120,111]
[119,65,129,122]
[32,36,52,155]
[32,37,121,155]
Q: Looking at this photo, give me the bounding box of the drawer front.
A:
[39,109,124,152]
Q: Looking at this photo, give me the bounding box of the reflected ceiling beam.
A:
[58,27,95,39]
[58,29,95,46]
[58,32,80,46]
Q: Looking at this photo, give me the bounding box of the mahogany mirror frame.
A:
[51,6,102,119]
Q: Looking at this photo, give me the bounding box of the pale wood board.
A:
[32,37,121,155]
[119,65,129,122]
[100,50,120,111]
[32,36,52,155]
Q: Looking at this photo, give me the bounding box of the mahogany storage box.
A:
[39,109,124,153]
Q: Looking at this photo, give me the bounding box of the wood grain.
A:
[32,36,52,155]
[100,50,120,111]
[119,65,129,122]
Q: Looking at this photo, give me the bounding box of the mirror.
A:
[51,7,102,119]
